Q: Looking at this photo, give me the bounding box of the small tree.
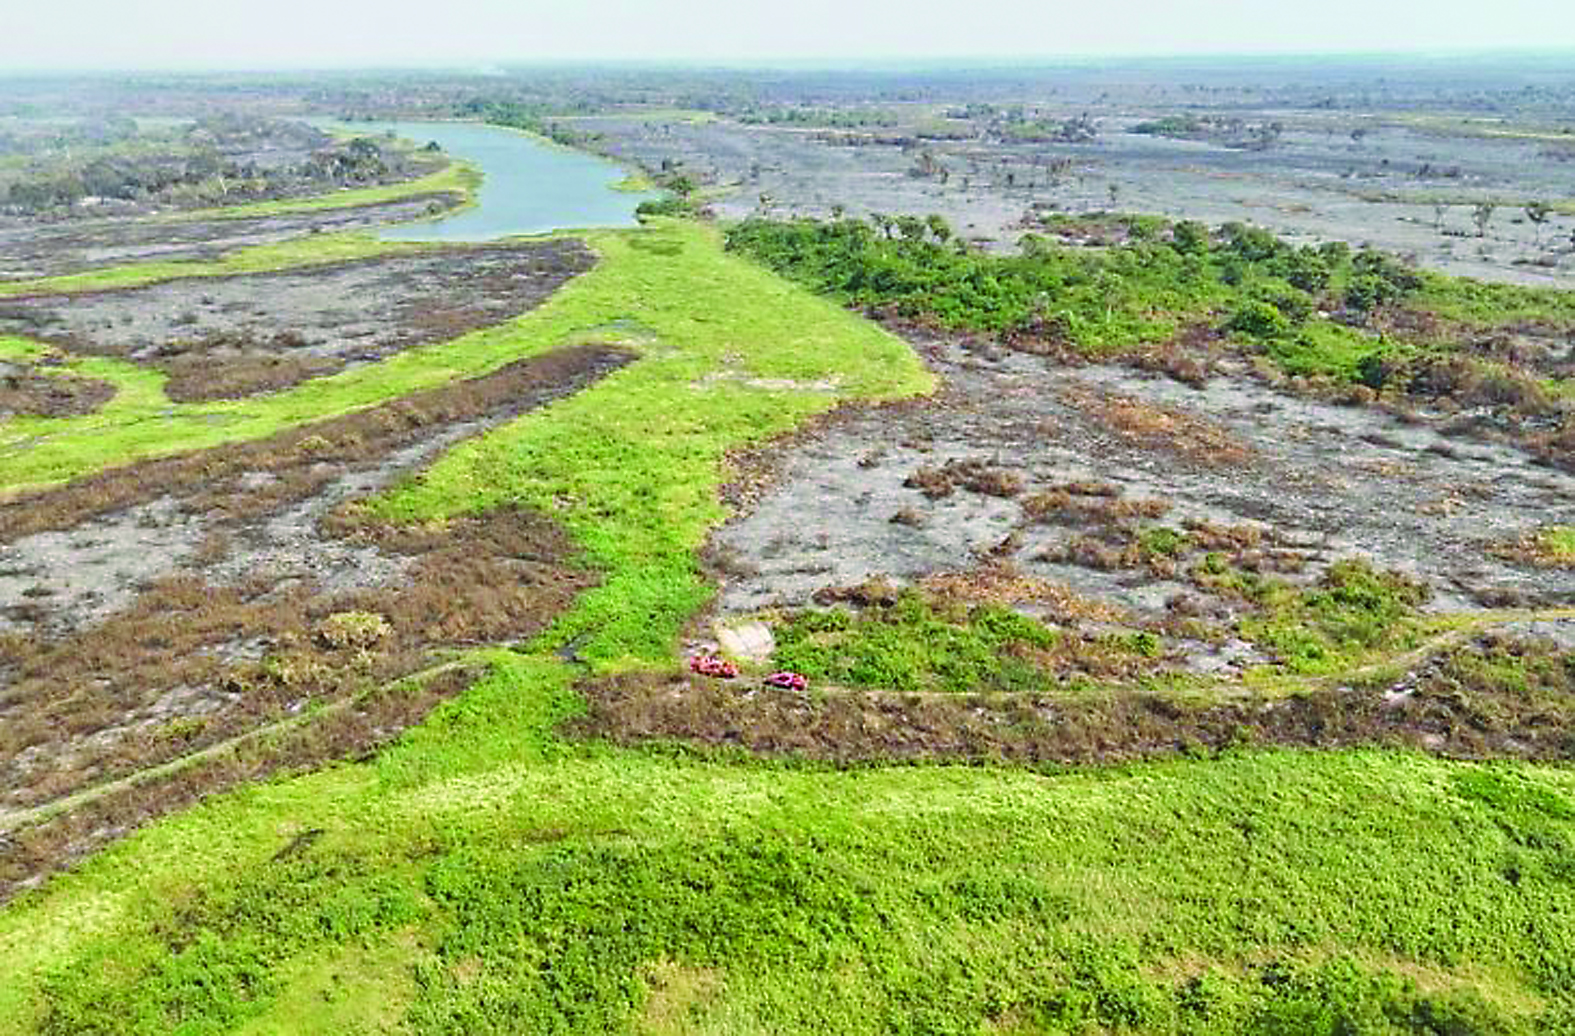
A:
[1472,202,1496,238]
[1526,201,1553,246]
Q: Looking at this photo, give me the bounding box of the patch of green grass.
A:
[0,230,431,300]
[1206,559,1430,676]
[772,591,1058,693]
[609,172,656,192]
[1539,527,1575,565]
[1261,321,1391,380]
[1136,525,1188,557]
[1413,270,1575,327]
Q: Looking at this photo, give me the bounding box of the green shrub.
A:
[1227,300,1291,340]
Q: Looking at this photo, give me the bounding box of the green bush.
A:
[1227,300,1291,340]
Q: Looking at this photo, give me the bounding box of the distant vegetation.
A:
[454,98,597,149]
[0,115,430,216]
[1131,114,1287,150]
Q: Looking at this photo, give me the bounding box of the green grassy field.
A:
[6,661,1574,1034]
[1,216,1573,1034]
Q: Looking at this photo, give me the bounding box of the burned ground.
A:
[0,343,634,898]
[0,238,596,400]
[587,323,1575,762]
[0,361,115,418]
[575,105,1575,288]
[0,193,461,282]
[709,333,1575,622]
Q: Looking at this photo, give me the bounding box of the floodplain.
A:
[0,65,1572,1034]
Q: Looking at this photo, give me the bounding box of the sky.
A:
[3,0,1574,70]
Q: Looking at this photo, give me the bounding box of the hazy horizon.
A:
[4,0,1575,73]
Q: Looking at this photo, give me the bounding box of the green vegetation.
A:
[1413,272,1575,327]
[1,115,439,216]
[1131,115,1286,150]
[724,214,1575,418]
[773,590,1062,693]
[0,230,429,300]
[724,215,1423,374]
[1230,559,1431,675]
[1544,528,1575,563]
[1132,115,1208,138]
[4,210,1575,1033]
[458,99,600,149]
[9,660,1575,1034]
[767,558,1429,692]
[609,172,656,192]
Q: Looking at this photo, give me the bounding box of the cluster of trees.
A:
[994,113,1100,144]
[0,115,140,158]
[3,118,416,215]
[735,106,898,129]
[724,213,1426,371]
[1132,114,1285,150]
[455,98,593,148]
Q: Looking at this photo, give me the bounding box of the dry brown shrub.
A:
[1128,334,1215,388]
[812,576,904,607]
[1062,386,1253,465]
[1022,489,1170,525]
[903,457,1024,500]
[919,561,1124,623]
[161,352,345,402]
[0,366,115,417]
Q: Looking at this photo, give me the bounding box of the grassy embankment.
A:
[0,218,1573,1032]
[166,158,481,222]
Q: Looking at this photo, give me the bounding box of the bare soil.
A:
[0,343,634,899]
[0,239,596,400]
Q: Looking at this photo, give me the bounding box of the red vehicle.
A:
[689,654,739,678]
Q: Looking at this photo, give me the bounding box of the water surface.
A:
[331,121,656,241]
